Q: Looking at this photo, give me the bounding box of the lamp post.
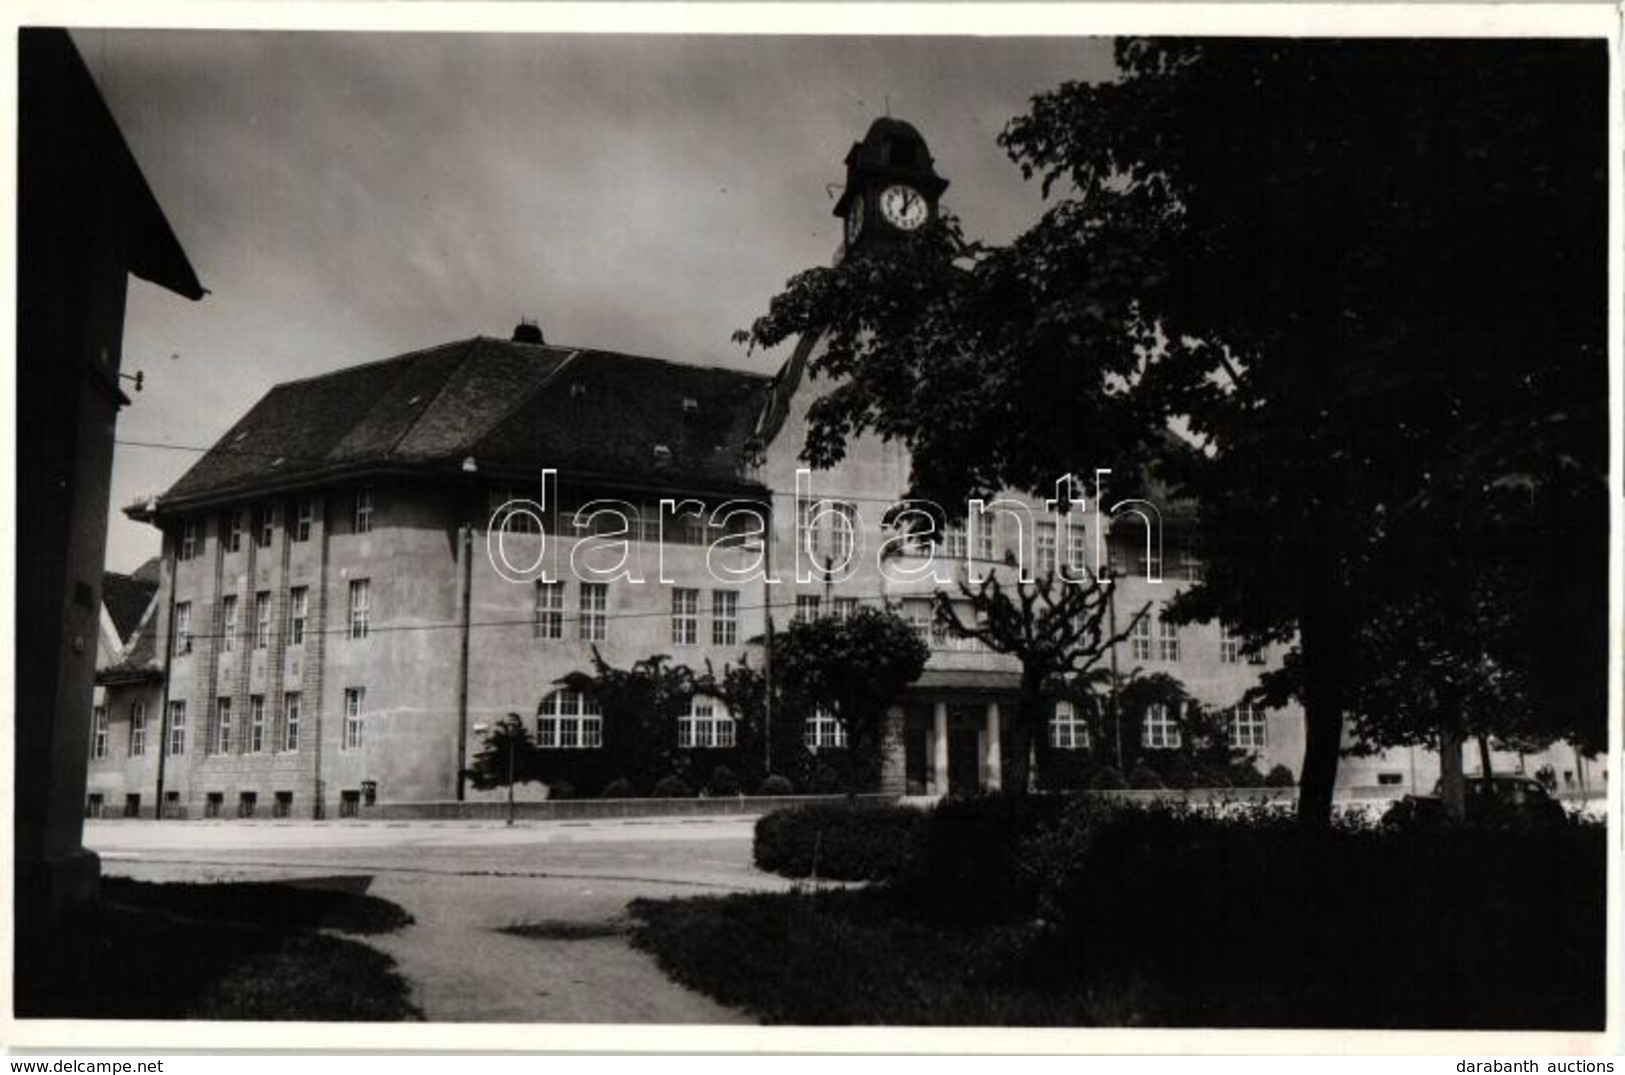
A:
[473,715,519,827]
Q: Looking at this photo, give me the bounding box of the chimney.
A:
[512,319,545,345]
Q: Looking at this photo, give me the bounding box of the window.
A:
[945,525,968,561]
[179,519,199,561]
[167,701,187,755]
[712,590,738,646]
[257,504,276,548]
[348,579,371,639]
[343,687,365,751]
[162,791,181,819]
[830,501,858,564]
[795,594,821,622]
[293,499,314,542]
[534,581,565,640]
[90,706,108,759]
[804,707,846,750]
[1157,616,1181,662]
[1130,612,1153,661]
[1219,623,1241,665]
[355,487,374,534]
[537,689,603,748]
[679,696,736,749]
[123,794,141,818]
[273,791,293,819]
[249,695,265,753]
[85,793,105,819]
[288,586,308,646]
[282,692,301,752]
[1068,524,1090,578]
[253,591,271,649]
[1182,555,1205,583]
[129,701,147,757]
[1229,704,1267,749]
[205,792,223,819]
[1377,773,1404,786]
[238,791,257,818]
[579,583,607,642]
[831,596,858,621]
[172,601,193,656]
[340,790,361,818]
[1049,700,1089,750]
[1036,520,1058,576]
[974,513,995,561]
[796,496,820,559]
[1142,703,1181,749]
[901,597,933,639]
[1139,551,1162,580]
[671,588,699,646]
[215,697,232,754]
[226,509,245,553]
[221,595,238,652]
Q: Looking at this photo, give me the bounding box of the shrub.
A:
[600,776,639,799]
[1229,763,1266,789]
[809,762,846,795]
[1264,764,1296,788]
[709,766,742,797]
[1090,766,1127,791]
[652,774,695,799]
[1128,765,1165,790]
[756,774,795,797]
[903,794,1071,919]
[1161,754,1195,789]
[753,803,924,881]
[547,780,576,801]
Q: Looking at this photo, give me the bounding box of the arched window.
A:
[1049,700,1090,750]
[537,689,602,749]
[804,707,846,750]
[678,695,735,749]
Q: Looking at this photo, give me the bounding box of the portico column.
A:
[932,701,949,796]
[985,702,1002,791]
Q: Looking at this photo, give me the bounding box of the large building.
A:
[86,118,1599,817]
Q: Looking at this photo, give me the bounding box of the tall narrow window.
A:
[831,596,857,621]
[536,689,602,748]
[129,701,147,757]
[355,487,374,534]
[1219,623,1241,665]
[257,504,276,548]
[579,583,607,642]
[343,687,365,750]
[679,696,735,748]
[253,591,271,649]
[179,520,199,561]
[348,579,371,640]
[90,706,108,759]
[167,701,187,755]
[1068,523,1090,579]
[1130,611,1153,661]
[282,692,301,752]
[215,697,232,754]
[227,508,245,553]
[795,594,821,622]
[1157,615,1181,662]
[221,595,238,652]
[796,497,820,560]
[974,513,995,561]
[293,498,314,542]
[712,590,739,646]
[830,501,858,565]
[1036,520,1058,576]
[288,586,309,646]
[534,580,565,640]
[1142,703,1181,749]
[671,588,699,646]
[249,695,265,753]
[172,602,193,656]
[945,525,968,561]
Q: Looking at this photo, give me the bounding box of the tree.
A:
[464,713,542,792]
[555,650,695,793]
[933,564,1148,795]
[772,606,929,795]
[742,39,1607,827]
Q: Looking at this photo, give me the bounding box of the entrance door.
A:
[948,726,981,796]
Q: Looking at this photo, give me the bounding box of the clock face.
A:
[846,193,865,245]
[879,184,928,231]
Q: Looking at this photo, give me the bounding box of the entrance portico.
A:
[893,670,1026,797]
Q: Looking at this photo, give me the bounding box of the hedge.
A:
[753,803,925,881]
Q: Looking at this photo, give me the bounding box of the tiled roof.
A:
[152,337,773,513]
[101,569,158,644]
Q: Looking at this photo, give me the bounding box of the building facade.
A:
[85,118,1600,817]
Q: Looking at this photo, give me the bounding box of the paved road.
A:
[86,817,787,1023]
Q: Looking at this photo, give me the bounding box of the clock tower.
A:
[832,117,949,256]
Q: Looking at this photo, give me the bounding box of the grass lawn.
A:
[15,877,422,1021]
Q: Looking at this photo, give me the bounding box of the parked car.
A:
[1382,774,1569,830]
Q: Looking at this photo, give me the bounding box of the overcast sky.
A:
[74,29,1116,571]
